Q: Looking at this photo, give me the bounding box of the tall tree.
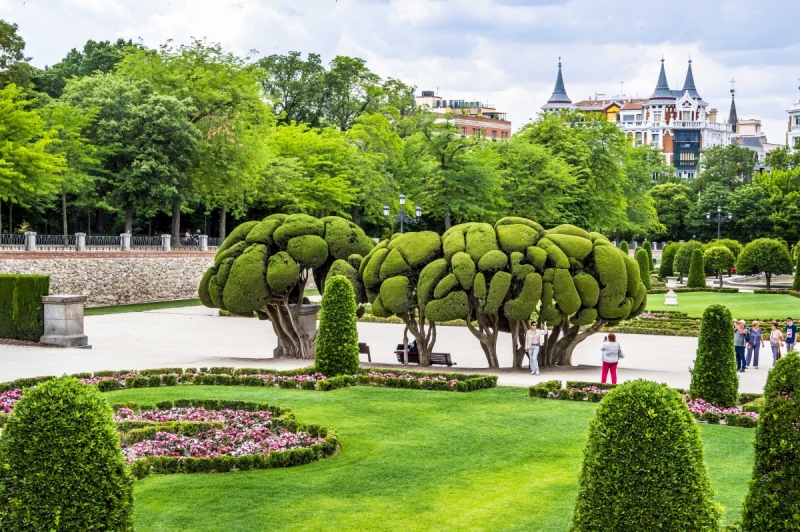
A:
[255,51,325,126]
[321,56,382,131]
[0,19,32,89]
[727,183,773,242]
[647,182,695,241]
[696,143,758,191]
[755,168,800,245]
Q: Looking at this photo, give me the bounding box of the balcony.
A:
[671,121,731,132]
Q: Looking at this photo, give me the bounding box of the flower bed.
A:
[528,381,759,427]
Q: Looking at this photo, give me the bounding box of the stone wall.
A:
[0,252,214,307]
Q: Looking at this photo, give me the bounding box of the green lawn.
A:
[108,386,755,531]
[646,291,800,320]
[85,299,202,316]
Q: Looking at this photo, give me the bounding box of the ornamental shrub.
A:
[674,240,703,280]
[793,249,800,291]
[619,240,629,255]
[0,274,50,341]
[686,248,706,288]
[736,238,794,290]
[659,242,678,278]
[740,353,800,531]
[643,240,653,272]
[634,248,651,290]
[0,377,133,531]
[704,246,735,288]
[570,379,720,532]
[314,276,359,377]
[690,304,738,407]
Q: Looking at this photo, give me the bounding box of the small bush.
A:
[315,275,360,377]
[690,305,739,407]
[570,380,720,531]
[619,241,628,255]
[0,377,133,530]
[742,397,765,413]
[634,248,651,290]
[97,379,122,392]
[700,411,721,424]
[0,274,50,341]
[659,242,679,278]
[686,248,706,288]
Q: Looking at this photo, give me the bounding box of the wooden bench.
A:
[358,342,371,362]
[394,345,455,366]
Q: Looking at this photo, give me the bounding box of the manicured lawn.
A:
[109,385,754,531]
[85,299,201,316]
[646,291,800,320]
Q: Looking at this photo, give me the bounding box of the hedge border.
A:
[647,287,739,294]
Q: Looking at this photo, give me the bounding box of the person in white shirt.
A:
[600,332,623,384]
[525,322,543,375]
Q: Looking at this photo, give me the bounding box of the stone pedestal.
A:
[664,289,678,306]
[199,234,208,251]
[24,231,37,251]
[40,295,90,348]
[120,233,131,251]
[273,304,321,358]
[75,232,86,251]
[666,276,678,289]
[161,234,171,251]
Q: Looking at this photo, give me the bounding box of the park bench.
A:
[359,342,371,362]
[394,344,456,366]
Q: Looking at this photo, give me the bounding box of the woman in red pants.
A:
[600,333,624,384]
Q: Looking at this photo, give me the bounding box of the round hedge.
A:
[736,238,794,282]
[315,275,360,377]
[741,353,800,531]
[690,304,738,407]
[686,248,706,289]
[570,379,720,531]
[0,377,133,531]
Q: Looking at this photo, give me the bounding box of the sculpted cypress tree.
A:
[199,214,373,359]
[674,240,702,283]
[686,248,706,288]
[315,275,359,377]
[658,242,678,278]
[0,378,133,531]
[643,240,653,272]
[570,380,720,532]
[690,304,738,407]
[619,240,629,255]
[741,353,800,531]
[634,248,651,290]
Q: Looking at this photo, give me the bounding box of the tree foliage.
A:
[736,238,794,290]
[704,246,734,288]
[690,304,738,407]
[686,248,706,288]
[696,143,759,191]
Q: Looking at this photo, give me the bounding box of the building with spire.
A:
[542,57,733,179]
[788,84,800,151]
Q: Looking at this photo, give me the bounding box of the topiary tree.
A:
[634,248,651,290]
[0,377,133,531]
[199,215,374,359]
[686,248,706,288]
[793,249,800,291]
[673,240,702,283]
[314,275,359,377]
[690,304,738,407]
[708,238,743,262]
[570,379,720,532]
[704,246,735,288]
[658,241,678,278]
[619,240,629,255]
[643,240,653,272]
[736,238,794,290]
[740,353,800,531]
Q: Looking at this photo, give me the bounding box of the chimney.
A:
[708,108,718,122]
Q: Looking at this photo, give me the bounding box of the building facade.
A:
[415,91,512,139]
[789,88,800,151]
[543,58,734,178]
[733,119,782,163]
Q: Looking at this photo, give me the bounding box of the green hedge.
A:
[0,274,50,341]
[647,287,739,294]
[690,305,739,408]
[314,276,360,377]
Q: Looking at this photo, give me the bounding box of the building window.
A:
[634,132,643,146]
[795,116,800,126]
[635,113,642,121]
[679,152,695,164]
[681,111,691,121]
[653,112,662,122]
[461,127,466,135]
[651,133,660,145]
[622,114,634,122]
[492,130,497,139]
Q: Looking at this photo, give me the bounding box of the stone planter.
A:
[666,276,679,289]
[39,295,91,348]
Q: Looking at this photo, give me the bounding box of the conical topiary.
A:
[659,242,678,278]
[634,248,651,290]
[619,241,629,255]
[686,247,706,288]
[314,274,360,377]
[793,249,800,291]
[570,379,720,531]
[643,241,653,272]
[740,353,800,531]
[690,304,738,407]
[0,377,133,531]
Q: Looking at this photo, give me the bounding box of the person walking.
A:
[785,317,797,352]
[525,322,542,375]
[745,320,765,369]
[600,333,623,385]
[769,321,784,367]
[734,320,747,373]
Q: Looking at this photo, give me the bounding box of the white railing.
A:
[0,233,218,253]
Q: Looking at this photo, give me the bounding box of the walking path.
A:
[0,306,771,393]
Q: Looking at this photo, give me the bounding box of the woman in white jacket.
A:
[525,322,543,375]
[600,332,623,384]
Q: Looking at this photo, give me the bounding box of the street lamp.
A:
[384,194,421,234]
[706,205,732,239]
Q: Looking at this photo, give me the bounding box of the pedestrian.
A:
[600,332,624,385]
[785,317,797,352]
[734,320,747,372]
[769,321,784,366]
[745,320,764,369]
[525,322,542,375]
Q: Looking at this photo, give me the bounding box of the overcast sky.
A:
[2,0,799,142]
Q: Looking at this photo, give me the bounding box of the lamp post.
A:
[706,205,732,239]
[384,194,422,234]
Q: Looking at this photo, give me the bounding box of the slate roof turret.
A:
[542,58,575,110]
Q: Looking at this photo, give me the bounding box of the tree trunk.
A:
[766,273,771,290]
[350,204,359,224]
[62,184,68,237]
[538,316,607,367]
[124,202,134,234]
[400,308,436,366]
[219,203,227,239]
[444,212,452,231]
[171,199,181,240]
[718,271,723,288]
[510,320,528,369]
[465,304,500,368]
[8,202,12,234]
[0,199,3,234]
[95,208,104,234]
[261,275,317,359]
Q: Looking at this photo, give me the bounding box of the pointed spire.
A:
[682,56,701,99]
[649,57,675,101]
[728,79,738,132]
[542,58,574,110]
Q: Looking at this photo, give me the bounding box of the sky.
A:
[2,0,799,142]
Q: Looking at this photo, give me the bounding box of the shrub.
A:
[570,380,720,531]
[0,377,133,530]
[704,246,735,288]
[619,241,629,255]
[736,238,794,290]
[674,240,703,279]
[0,274,50,341]
[793,248,800,291]
[686,248,706,288]
[634,248,651,290]
[690,305,738,407]
[643,241,653,272]
[700,411,721,424]
[741,354,800,531]
[659,242,679,278]
[314,275,360,377]
[97,379,121,392]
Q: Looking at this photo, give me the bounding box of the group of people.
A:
[734,318,796,372]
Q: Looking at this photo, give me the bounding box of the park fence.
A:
[0,232,222,253]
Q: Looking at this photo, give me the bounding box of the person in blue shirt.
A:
[745,321,764,369]
[734,320,748,372]
[786,317,797,352]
